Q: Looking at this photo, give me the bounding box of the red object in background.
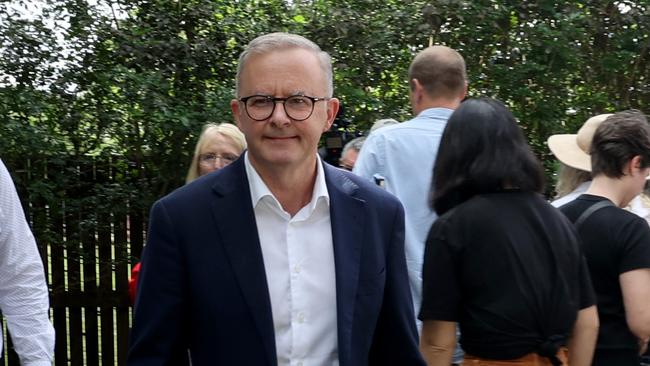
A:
[129,262,141,305]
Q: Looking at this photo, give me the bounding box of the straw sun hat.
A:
[547,114,613,172]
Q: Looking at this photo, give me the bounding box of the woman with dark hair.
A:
[419,98,599,366]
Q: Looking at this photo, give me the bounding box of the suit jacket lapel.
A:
[324,164,365,366]
[210,159,277,366]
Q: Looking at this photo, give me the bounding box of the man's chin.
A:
[251,152,301,167]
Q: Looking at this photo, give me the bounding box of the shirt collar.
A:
[305,155,330,215]
[417,107,454,119]
[244,152,330,212]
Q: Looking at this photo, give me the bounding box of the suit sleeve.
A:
[368,200,426,366]
[127,200,190,365]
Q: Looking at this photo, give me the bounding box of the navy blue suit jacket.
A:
[127,157,424,366]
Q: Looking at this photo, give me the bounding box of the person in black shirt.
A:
[419,98,598,366]
[560,110,650,365]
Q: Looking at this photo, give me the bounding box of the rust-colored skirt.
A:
[463,348,568,366]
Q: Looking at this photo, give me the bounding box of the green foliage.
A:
[1,0,649,205]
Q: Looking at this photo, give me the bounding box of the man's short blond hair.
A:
[408,45,467,99]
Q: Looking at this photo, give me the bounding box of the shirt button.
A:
[293,265,301,274]
[297,313,305,323]
[296,362,303,366]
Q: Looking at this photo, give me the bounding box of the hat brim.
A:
[548,134,591,172]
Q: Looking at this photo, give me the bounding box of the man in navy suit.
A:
[127,32,424,366]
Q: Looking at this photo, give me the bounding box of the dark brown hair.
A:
[590,110,650,178]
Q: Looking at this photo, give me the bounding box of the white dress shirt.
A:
[0,160,55,365]
[245,153,338,366]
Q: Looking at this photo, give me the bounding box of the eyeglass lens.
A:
[245,96,314,121]
[199,153,237,165]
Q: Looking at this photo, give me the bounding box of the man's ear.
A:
[460,81,468,100]
[410,78,424,104]
[632,155,644,172]
[623,155,645,177]
[324,97,340,132]
[410,78,422,93]
[230,99,241,128]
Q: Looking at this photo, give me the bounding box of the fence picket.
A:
[81,162,100,366]
[114,210,130,365]
[2,156,150,366]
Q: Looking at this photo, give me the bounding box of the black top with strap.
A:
[534,200,612,365]
[560,194,650,362]
[420,192,596,360]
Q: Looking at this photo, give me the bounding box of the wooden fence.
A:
[0,156,149,366]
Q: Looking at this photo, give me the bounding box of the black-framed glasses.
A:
[239,94,329,121]
[199,153,238,166]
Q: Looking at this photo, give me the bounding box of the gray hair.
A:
[370,118,399,133]
[235,32,334,97]
[342,136,366,156]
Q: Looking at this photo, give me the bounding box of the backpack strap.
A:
[574,200,614,229]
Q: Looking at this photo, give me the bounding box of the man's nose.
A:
[269,100,291,126]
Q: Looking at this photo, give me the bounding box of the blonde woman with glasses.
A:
[185,123,247,183]
[129,123,246,305]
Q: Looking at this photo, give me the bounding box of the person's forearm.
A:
[420,320,456,366]
[419,344,453,366]
[0,204,55,363]
[2,267,54,364]
[568,306,599,366]
[621,269,650,343]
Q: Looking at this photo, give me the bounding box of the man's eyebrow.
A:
[245,90,308,96]
[248,91,271,96]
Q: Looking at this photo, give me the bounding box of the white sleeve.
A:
[0,160,55,365]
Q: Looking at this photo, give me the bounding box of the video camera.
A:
[320,105,361,166]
